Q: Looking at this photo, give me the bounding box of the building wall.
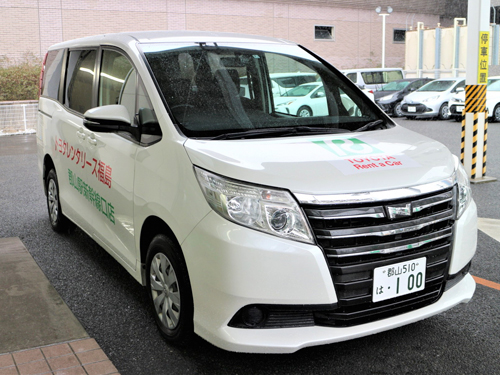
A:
[405,23,500,79]
[0,0,440,70]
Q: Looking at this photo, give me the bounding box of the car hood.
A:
[273,95,303,106]
[374,90,399,100]
[184,125,456,196]
[403,91,447,104]
[450,91,465,103]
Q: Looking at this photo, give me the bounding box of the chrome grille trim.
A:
[295,177,454,205]
[326,230,452,258]
[316,211,452,240]
[412,190,454,213]
[307,206,386,220]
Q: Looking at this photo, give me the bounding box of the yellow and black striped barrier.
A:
[465,84,487,113]
[461,84,491,182]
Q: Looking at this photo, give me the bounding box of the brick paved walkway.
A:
[0,338,119,375]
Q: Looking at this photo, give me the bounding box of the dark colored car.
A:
[375,78,432,117]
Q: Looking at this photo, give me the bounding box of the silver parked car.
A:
[399,78,465,120]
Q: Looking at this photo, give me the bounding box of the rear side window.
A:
[361,70,403,85]
[346,73,357,83]
[42,49,64,100]
[65,50,96,114]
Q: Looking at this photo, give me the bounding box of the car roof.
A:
[49,30,295,51]
[430,77,465,81]
[341,68,403,73]
[392,78,431,82]
[270,72,317,78]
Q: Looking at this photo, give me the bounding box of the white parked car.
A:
[449,76,500,121]
[400,78,465,120]
[38,31,476,354]
[274,82,328,117]
[270,72,318,96]
[274,82,365,117]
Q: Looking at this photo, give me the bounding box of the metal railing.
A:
[0,100,38,136]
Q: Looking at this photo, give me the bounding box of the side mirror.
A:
[455,87,465,93]
[83,105,140,139]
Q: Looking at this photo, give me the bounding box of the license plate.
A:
[407,106,417,113]
[456,105,464,112]
[373,257,426,303]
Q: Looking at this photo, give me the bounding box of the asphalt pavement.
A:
[0,119,499,375]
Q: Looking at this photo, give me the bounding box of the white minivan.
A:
[342,68,405,90]
[38,31,477,354]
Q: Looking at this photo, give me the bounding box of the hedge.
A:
[0,53,41,101]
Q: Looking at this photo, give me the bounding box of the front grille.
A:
[401,103,427,114]
[302,186,456,327]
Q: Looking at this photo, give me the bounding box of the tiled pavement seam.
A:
[0,338,119,375]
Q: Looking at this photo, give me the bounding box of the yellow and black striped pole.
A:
[462,2,496,184]
[462,84,487,181]
[460,85,487,180]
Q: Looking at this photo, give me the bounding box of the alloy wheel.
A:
[149,253,181,330]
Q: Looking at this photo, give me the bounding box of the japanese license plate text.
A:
[373,257,426,303]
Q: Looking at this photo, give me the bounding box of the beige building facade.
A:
[1,0,455,70]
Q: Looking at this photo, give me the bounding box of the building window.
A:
[315,26,334,41]
[393,29,406,43]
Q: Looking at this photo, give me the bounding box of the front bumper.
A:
[207,273,475,353]
[400,102,441,117]
[181,201,477,353]
[449,104,465,119]
[376,100,396,114]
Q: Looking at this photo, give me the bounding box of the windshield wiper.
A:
[211,126,350,140]
[356,119,386,132]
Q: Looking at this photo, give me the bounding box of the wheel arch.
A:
[42,154,56,196]
[139,216,183,285]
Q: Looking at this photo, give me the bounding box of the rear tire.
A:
[46,169,70,233]
[146,234,194,346]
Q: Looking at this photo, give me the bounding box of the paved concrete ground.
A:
[0,237,119,375]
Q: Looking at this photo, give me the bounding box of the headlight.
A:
[194,167,314,244]
[277,100,296,106]
[422,95,440,103]
[454,157,472,219]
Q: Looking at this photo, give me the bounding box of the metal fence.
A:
[0,101,38,136]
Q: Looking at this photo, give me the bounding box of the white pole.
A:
[380,14,387,69]
[22,104,27,133]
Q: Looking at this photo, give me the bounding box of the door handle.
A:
[76,128,86,140]
[87,135,97,146]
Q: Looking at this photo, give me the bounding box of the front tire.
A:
[438,102,450,120]
[297,106,312,117]
[46,169,69,233]
[146,235,194,345]
[393,102,403,118]
[492,104,500,122]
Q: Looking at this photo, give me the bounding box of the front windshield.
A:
[142,43,382,138]
[381,80,410,91]
[487,78,500,91]
[282,84,318,97]
[418,80,456,92]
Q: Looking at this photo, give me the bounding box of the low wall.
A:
[0,101,38,136]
